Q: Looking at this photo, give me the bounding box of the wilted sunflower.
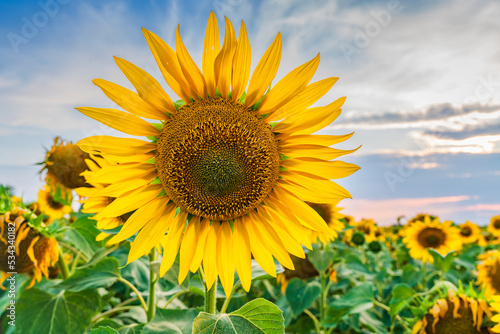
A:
[403,216,462,263]
[40,137,94,202]
[276,254,319,293]
[0,210,59,289]
[487,215,500,238]
[75,12,359,296]
[33,186,72,223]
[305,201,346,244]
[458,221,481,244]
[477,250,500,297]
[412,289,493,334]
[76,155,133,241]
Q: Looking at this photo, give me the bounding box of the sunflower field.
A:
[2,11,500,334]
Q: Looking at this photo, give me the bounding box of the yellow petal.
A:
[108,197,168,244]
[88,163,155,184]
[114,57,176,113]
[245,33,282,107]
[216,222,235,297]
[231,20,251,102]
[128,203,176,263]
[202,11,221,97]
[273,97,345,134]
[175,26,207,98]
[245,217,277,277]
[93,79,173,119]
[214,17,237,98]
[233,218,252,292]
[280,144,360,160]
[203,223,219,289]
[277,180,340,203]
[159,210,188,276]
[281,159,360,180]
[258,53,320,115]
[272,186,330,234]
[189,218,211,273]
[267,77,338,121]
[76,107,160,137]
[142,28,192,101]
[179,215,200,283]
[278,133,354,147]
[97,171,157,197]
[78,136,156,156]
[99,184,162,218]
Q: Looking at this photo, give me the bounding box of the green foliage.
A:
[192,299,284,334]
[58,258,120,291]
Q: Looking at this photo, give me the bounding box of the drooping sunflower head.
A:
[305,201,346,244]
[458,221,481,244]
[413,289,493,334]
[488,215,500,237]
[477,250,500,298]
[403,215,462,263]
[0,211,59,289]
[76,12,359,296]
[41,137,94,193]
[277,254,319,293]
[33,186,72,223]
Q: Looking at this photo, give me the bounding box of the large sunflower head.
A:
[412,289,493,334]
[0,210,59,289]
[458,221,481,244]
[403,215,462,263]
[305,201,346,244]
[487,215,500,238]
[33,186,72,223]
[75,12,359,296]
[477,250,500,298]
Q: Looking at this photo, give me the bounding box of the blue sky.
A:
[1,0,499,225]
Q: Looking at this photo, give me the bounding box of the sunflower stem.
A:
[118,277,148,312]
[220,284,237,314]
[57,245,70,280]
[205,278,217,314]
[422,262,427,288]
[147,248,158,322]
[319,272,327,322]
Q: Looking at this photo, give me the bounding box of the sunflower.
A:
[276,254,319,293]
[487,215,500,238]
[0,210,59,289]
[491,296,500,333]
[40,137,94,195]
[412,289,493,334]
[458,221,481,244]
[75,155,131,241]
[403,216,462,263]
[305,201,346,244]
[477,250,500,297]
[34,186,72,223]
[75,13,358,296]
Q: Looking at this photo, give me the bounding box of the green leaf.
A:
[307,247,335,272]
[389,283,415,318]
[192,298,284,334]
[58,258,120,292]
[89,327,119,334]
[142,308,200,334]
[343,254,372,275]
[65,216,104,258]
[323,284,375,327]
[285,278,321,317]
[360,312,389,334]
[118,324,145,334]
[17,287,101,334]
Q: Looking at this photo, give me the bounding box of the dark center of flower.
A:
[155,97,280,220]
[46,192,64,210]
[46,142,92,189]
[494,219,500,229]
[461,227,472,237]
[417,227,446,248]
[489,259,500,294]
[306,202,331,224]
